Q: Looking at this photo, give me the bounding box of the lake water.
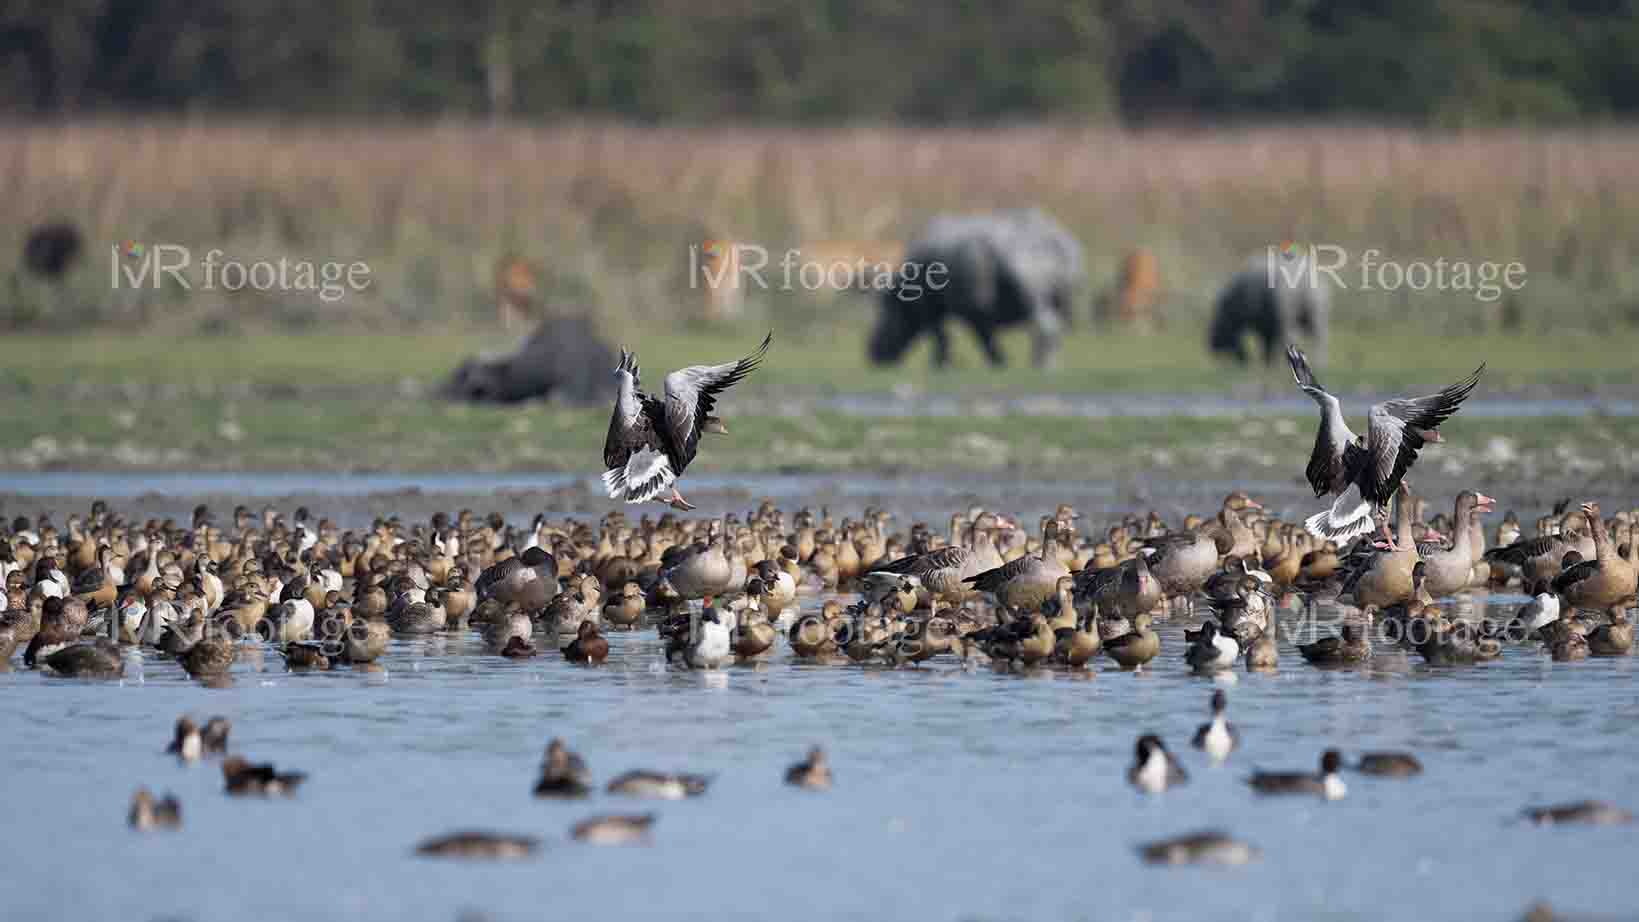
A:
[3,582,1635,922]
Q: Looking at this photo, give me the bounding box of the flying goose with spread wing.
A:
[602,332,771,511]
[1288,346,1482,548]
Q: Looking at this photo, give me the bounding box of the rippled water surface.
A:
[4,587,1636,922]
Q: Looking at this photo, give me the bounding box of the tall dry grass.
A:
[4,118,1636,336]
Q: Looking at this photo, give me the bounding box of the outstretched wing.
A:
[1288,346,1354,497]
[1362,364,1484,504]
[661,332,772,473]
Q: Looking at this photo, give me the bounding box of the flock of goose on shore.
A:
[4,339,1636,861]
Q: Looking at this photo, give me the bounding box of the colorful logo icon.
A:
[1279,240,1300,260]
[120,240,145,260]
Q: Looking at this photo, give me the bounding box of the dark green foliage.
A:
[1,1,1632,122]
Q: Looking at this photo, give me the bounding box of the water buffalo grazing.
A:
[1208,255,1329,367]
[870,209,1084,370]
[443,313,614,405]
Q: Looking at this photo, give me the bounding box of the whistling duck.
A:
[1553,503,1637,618]
[602,333,771,510]
[1104,612,1159,671]
[1244,621,1279,671]
[1052,607,1102,668]
[1289,345,1481,545]
[603,582,645,630]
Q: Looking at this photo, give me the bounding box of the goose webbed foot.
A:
[666,489,697,511]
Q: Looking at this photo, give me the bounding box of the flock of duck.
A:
[2,481,1634,860]
[3,338,1635,867]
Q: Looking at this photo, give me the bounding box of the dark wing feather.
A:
[963,555,1034,590]
[1289,346,1351,496]
[661,332,771,473]
[1362,364,1484,503]
[879,546,968,577]
[1074,564,1121,598]
[1484,535,1560,565]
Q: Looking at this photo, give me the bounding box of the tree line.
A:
[3,1,1635,123]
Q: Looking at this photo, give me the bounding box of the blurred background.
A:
[2,1,1637,482]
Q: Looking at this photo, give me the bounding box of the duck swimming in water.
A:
[128,789,182,831]
[785,746,833,791]
[1128,734,1188,794]
[1248,750,1346,800]
[1191,690,1238,762]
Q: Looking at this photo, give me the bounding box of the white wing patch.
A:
[1304,490,1375,542]
[603,447,675,504]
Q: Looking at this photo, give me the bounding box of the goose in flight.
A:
[1288,346,1481,548]
[602,332,771,511]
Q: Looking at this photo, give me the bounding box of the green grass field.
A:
[0,329,1634,478]
[0,327,1631,398]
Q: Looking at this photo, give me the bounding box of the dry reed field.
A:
[4,119,1638,337]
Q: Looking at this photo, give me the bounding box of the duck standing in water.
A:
[602,332,771,510]
[1104,612,1159,671]
[1288,345,1482,545]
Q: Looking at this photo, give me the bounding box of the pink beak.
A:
[1476,493,1496,511]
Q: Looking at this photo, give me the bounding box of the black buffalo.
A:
[1208,256,1330,366]
[443,313,614,405]
[870,209,1084,369]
